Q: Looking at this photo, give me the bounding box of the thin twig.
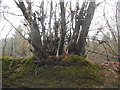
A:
[2,11,23,16]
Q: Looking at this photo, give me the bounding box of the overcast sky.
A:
[0,0,119,39]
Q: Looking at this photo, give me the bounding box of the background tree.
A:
[1,25,32,58]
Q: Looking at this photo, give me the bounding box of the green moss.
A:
[2,56,36,87]
[60,54,93,67]
[23,56,36,63]
[0,56,12,60]
[1,56,22,61]
[2,55,118,88]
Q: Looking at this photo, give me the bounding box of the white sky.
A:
[0,0,119,39]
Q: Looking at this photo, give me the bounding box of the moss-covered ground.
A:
[1,54,119,88]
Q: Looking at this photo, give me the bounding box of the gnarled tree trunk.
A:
[14,0,47,59]
[68,1,96,57]
[14,0,96,59]
[76,1,96,56]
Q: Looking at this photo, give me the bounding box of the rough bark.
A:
[15,0,47,59]
[14,0,96,58]
[117,2,120,61]
[58,1,66,55]
[76,1,96,56]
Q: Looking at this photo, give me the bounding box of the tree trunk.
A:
[76,1,96,56]
[117,2,120,61]
[15,1,47,59]
[14,0,96,58]
[58,1,66,55]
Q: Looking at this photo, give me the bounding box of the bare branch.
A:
[3,14,29,41]
[2,11,23,16]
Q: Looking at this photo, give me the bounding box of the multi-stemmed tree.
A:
[13,0,96,60]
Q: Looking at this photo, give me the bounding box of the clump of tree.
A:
[13,0,96,60]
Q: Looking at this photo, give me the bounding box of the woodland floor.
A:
[1,54,119,88]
